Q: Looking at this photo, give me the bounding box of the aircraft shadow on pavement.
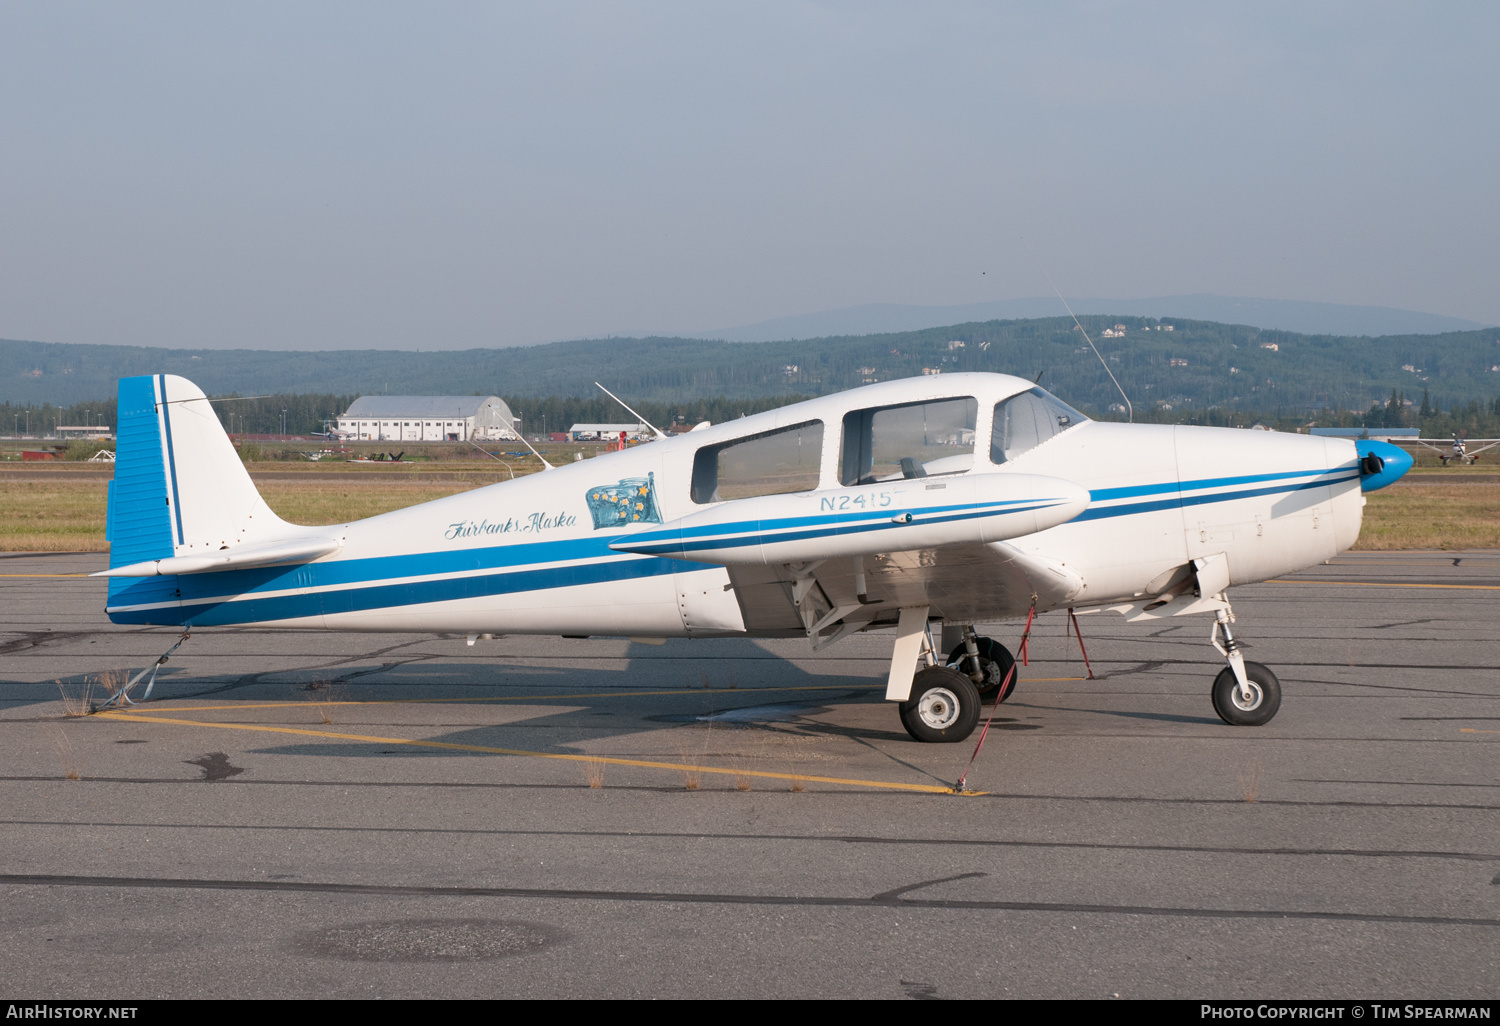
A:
[223,637,909,758]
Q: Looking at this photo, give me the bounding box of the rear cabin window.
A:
[990,387,1088,464]
[691,421,824,504]
[839,397,977,485]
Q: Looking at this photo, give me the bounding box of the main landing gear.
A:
[885,613,1018,744]
[1209,607,1281,726]
[900,666,982,743]
[944,631,1018,703]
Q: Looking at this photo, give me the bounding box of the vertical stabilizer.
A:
[105,374,296,615]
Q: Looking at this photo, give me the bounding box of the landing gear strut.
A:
[1209,608,1280,725]
[887,608,982,743]
[942,626,1018,702]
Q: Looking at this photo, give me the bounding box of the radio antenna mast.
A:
[595,382,668,440]
[1023,241,1134,423]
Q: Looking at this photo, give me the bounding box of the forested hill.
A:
[4,315,1499,416]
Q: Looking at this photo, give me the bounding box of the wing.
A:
[725,541,1084,644]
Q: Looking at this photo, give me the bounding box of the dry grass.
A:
[53,729,81,780]
[1239,759,1263,803]
[1,479,111,551]
[257,480,476,526]
[56,669,130,715]
[731,759,754,792]
[1352,483,1500,550]
[303,679,349,723]
[789,776,807,793]
[584,757,607,789]
[0,476,480,550]
[7,472,1498,554]
[96,668,128,703]
[675,731,707,790]
[56,678,97,717]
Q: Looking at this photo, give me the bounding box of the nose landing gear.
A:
[1210,608,1281,725]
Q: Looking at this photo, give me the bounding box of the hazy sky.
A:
[1,2,1495,350]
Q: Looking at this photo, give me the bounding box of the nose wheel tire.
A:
[945,637,1018,702]
[899,666,981,743]
[1211,661,1282,726]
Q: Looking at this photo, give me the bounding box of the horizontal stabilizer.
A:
[94,537,342,577]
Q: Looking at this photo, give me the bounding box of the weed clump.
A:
[584,758,606,789]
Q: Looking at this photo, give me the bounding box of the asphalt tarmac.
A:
[1,550,1496,999]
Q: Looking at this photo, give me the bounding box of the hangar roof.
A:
[342,396,507,419]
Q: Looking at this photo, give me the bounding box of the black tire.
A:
[1211,661,1281,726]
[946,637,1018,702]
[899,666,982,743]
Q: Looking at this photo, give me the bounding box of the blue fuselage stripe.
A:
[1076,469,1358,522]
[108,553,704,626]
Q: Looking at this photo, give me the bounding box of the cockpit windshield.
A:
[990,387,1088,464]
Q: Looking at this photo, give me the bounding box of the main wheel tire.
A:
[946,637,1018,702]
[1211,661,1282,726]
[899,666,982,743]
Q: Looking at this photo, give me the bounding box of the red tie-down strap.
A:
[954,597,1036,793]
[1067,606,1095,680]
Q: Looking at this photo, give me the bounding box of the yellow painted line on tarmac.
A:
[1328,561,1500,568]
[1459,728,1500,735]
[92,710,959,794]
[1265,579,1500,591]
[122,683,884,714]
[116,678,1088,715]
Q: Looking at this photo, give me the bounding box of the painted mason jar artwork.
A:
[586,472,663,529]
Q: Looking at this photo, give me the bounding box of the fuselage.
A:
[105,372,1369,635]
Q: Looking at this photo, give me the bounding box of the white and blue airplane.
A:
[97,371,1411,742]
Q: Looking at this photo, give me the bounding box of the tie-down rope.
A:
[954,597,1036,793]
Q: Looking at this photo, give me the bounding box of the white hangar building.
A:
[336,396,520,442]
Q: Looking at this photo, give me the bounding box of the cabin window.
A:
[691,421,824,504]
[839,397,977,485]
[990,387,1088,464]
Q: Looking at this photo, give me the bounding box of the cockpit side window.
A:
[839,397,977,486]
[690,420,824,504]
[990,387,1088,464]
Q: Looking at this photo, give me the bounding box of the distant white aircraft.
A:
[97,372,1411,742]
[1407,436,1500,466]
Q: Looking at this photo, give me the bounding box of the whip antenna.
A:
[1023,241,1134,423]
[595,382,668,441]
